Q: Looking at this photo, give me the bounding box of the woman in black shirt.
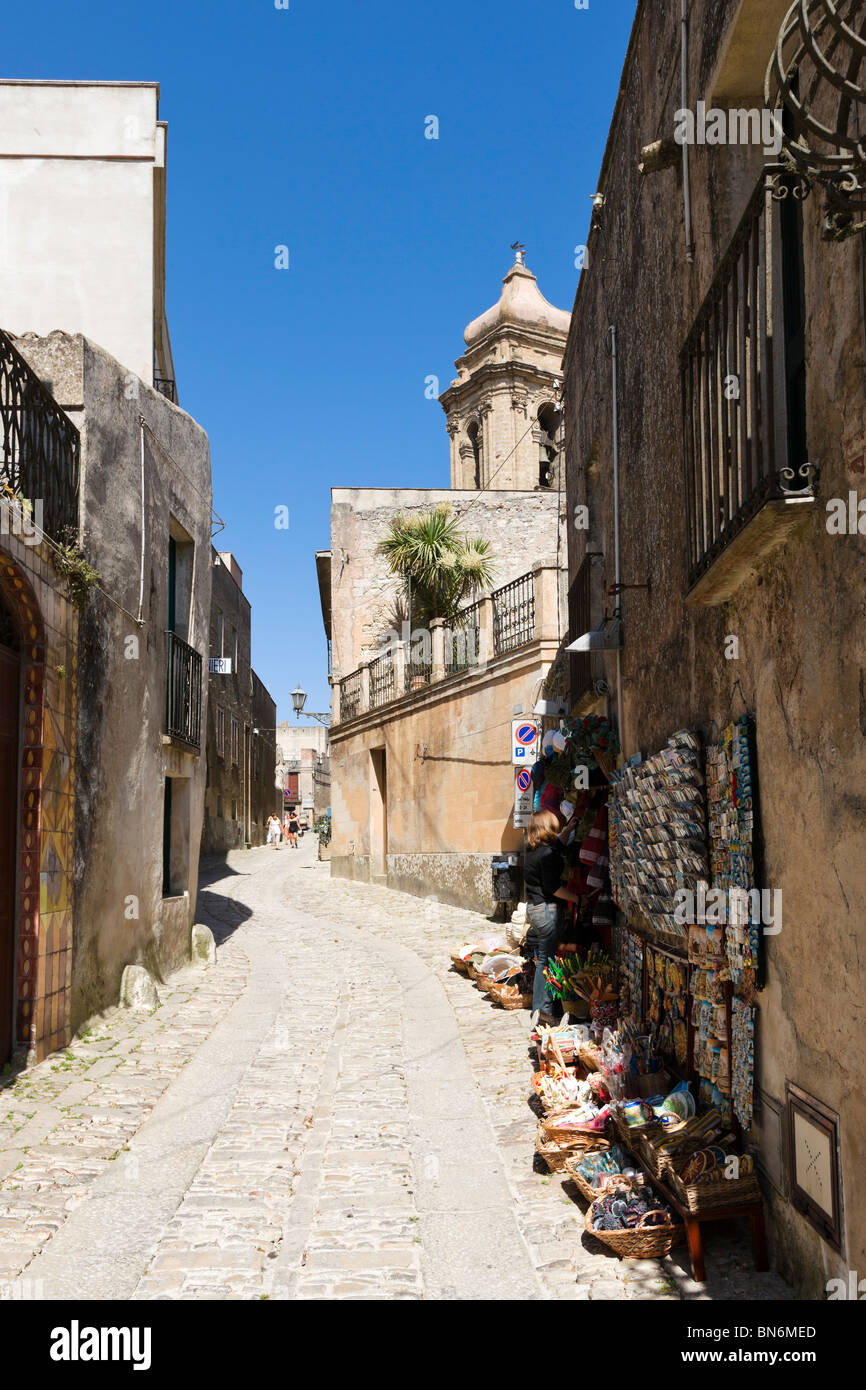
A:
[524,809,583,1024]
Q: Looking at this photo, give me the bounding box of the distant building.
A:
[317,255,570,911]
[202,551,278,852]
[275,722,329,820]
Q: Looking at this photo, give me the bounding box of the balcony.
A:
[164,630,203,749]
[681,173,815,606]
[0,327,80,544]
[333,566,562,727]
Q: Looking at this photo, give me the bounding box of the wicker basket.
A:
[488,979,532,1010]
[668,1168,762,1212]
[579,1043,603,1072]
[449,951,471,974]
[536,1128,603,1173]
[565,1156,626,1201]
[612,1109,660,1152]
[539,1113,610,1149]
[585,1204,682,1260]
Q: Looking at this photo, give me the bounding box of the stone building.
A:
[275,721,329,820]
[563,0,866,1296]
[0,79,212,1063]
[318,258,571,910]
[201,550,278,853]
[0,80,176,397]
[2,328,212,1057]
[440,251,570,491]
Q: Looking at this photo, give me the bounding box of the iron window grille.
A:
[0,328,80,545]
[568,553,603,702]
[681,171,812,591]
[492,571,535,656]
[164,630,203,749]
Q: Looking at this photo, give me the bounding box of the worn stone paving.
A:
[0,841,794,1300]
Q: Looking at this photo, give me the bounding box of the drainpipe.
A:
[137,418,147,623]
[681,0,695,263]
[610,325,625,757]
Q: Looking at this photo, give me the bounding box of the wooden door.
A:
[0,642,19,1065]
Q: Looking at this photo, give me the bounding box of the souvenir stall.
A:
[446,714,767,1283]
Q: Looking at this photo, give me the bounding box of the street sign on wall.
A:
[513,767,533,828]
[209,657,233,674]
[511,718,541,765]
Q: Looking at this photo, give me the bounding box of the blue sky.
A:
[5,0,636,723]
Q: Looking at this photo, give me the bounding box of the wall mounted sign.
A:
[511,719,540,765]
[786,1082,843,1253]
[514,767,533,827]
[209,657,233,674]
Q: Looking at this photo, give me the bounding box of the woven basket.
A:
[539,1113,610,1149]
[613,1109,660,1152]
[449,951,471,974]
[535,1124,601,1173]
[668,1168,762,1212]
[488,980,532,1010]
[585,1204,682,1260]
[579,1044,603,1072]
[565,1157,625,1202]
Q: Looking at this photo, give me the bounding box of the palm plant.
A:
[377,505,495,626]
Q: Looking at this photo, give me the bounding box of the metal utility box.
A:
[492,854,521,903]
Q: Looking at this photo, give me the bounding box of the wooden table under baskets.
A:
[631,1146,768,1282]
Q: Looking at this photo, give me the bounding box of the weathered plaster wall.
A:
[202,551,251,853]
[0,82,163,386]
[16,332,212,1027]
[329,640,558,910]
[329,487,565,680]
[563,0,866,1294]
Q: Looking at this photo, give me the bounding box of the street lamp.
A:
[291,684,331,727]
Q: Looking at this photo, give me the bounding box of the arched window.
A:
[467,420,482,489]
[537,402,561,488]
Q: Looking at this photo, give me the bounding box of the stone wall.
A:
[16,331,212,1030]
[329,486,566,681]
[562,0,866,1295]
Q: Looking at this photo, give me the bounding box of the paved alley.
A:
[0,842,793,1301]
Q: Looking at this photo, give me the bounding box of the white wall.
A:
[0,81,162,386]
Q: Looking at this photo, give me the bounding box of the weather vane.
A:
[510,240,526,266]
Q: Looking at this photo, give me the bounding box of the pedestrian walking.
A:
[523,809,583,1027]
[267,813,282,849]
[286,809,300,848]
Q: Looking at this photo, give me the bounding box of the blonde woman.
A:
[524,810,583,1025]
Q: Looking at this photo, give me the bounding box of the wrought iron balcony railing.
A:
[492,571,535,656]
[165,630,203,749]
[0,328,80,544]
[444,599,482,676]
[681,172,814,591]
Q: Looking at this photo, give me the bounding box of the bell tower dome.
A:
[440,247,571,491]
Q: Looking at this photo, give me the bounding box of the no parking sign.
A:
[511,719,541,765]
[514,766,533,828]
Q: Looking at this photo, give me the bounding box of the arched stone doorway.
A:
[0,577,20,1063]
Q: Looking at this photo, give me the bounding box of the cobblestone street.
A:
[0,843,794,1301]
